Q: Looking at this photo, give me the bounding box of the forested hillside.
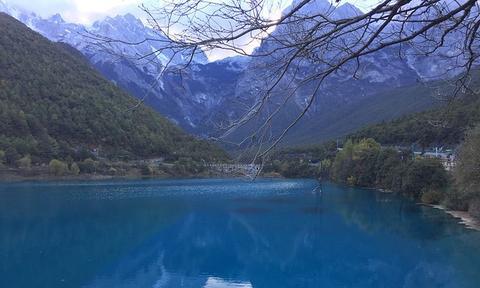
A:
[349,77,480,149]
[0,13,228,165]
[264,75,480,214]
[281,82,440,146]
[266,73,480,166]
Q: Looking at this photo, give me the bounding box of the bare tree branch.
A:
[86,0,480,165]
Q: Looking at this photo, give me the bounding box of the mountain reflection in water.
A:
[0,179,479,288]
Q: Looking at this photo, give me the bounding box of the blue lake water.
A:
[0,178,480,288]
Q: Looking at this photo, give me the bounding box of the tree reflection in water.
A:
[0,179,479,288]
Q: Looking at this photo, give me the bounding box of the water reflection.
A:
[204,278,252,288]
[335,186,468,239]
[0,179,479,288]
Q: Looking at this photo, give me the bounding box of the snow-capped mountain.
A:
[0,4,207,76]
[236,1,420,119]
[1,1,221,131]
[226,0,473,137]
[1,0,472,144]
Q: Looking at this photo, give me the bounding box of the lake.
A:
[0,178,479,288]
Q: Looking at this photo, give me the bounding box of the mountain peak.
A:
[292,0,331,8]
[288,0,333,16]
[335,2,363,19]
[286,0,362,18]
[93,13,144,31]
[113,13,143,26]
[48,13,64,24]
[120,13,138,22]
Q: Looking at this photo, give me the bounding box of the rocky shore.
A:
[430,204,480,231]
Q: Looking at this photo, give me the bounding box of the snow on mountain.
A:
[1,1,472,142]
[334,3,363,19]
[1,3,217,132]
[287,0,334,16]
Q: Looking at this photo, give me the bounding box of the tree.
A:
[37,135,59,161]
[78,158,97,174]
[70,162,80,175]
[49,159,68,176]
[75,147,94,161]
[16,155,31,169]
[331,138,448,198]
[91,0,480,161]
[454,125,480,199]
[4,147,20,166]
[332,138,381,185]
[140,163,155,176]
[401,158,448,198]
[0,14,229,166]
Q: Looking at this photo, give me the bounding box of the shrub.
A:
[330,138,449,200]
[442,186,469,211]
[347,176,357,186]
[401,158,448,198]
[70,162,80,175]
[78,158,97,174]
[140,164,154,176]
[454,125,480,199]
[108,167,117,176]
[4,147,20,166]
[49,159,68,176]
[421,190,444,205]
[16,155,31,169]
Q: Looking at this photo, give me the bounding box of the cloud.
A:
[5,0,143,24]
[4,0,380,60]
[204,0,380,61]
[66,0,139,23]
[5,0,380,25]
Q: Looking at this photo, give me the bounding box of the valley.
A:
[0,0,459,144]
[0,1,479,287]
[0,13,228,179]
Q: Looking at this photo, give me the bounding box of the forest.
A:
[265,90,480,215]
[0,14,228,174]
[350,93,480,149]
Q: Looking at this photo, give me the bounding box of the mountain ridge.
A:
[0,12,228,164]
[0,1,470,148]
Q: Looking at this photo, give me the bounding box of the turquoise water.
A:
[0,179,480,288]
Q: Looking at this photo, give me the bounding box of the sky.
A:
[4,0,380,25]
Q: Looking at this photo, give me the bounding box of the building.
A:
[414,148,456,171]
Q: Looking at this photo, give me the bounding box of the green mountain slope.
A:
[272,68,480,149]
[264,72,480,169]
[0,13,227,164]
[349,95,480,148]
[224,81,438,153]
[349,73,480,148]
[282,82,440,146]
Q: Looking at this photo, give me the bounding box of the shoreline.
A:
[0,171,172,183]
[362,182,480,232]
[363,182,480,232]
[0,172,272,183]
[427,204,480,231]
